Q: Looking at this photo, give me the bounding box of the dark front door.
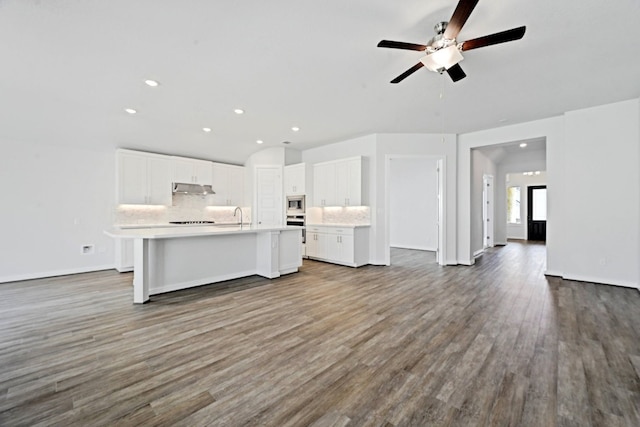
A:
[527,185,547,241]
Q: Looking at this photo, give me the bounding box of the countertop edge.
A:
[105,226,302,239]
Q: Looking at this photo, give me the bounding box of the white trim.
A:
[473,249,484,258]
[560,273,638,289]
[0,264,116,284]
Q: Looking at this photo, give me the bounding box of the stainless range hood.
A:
[172,182,215,195]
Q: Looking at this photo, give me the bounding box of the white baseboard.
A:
[473,249,484,258]
[0,264,116,284]
[560,273,638,289]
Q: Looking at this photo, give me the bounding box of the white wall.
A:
[0,140,116,282]
[459,98,639,288]
[389,157,438,251]
[561,99,639,287]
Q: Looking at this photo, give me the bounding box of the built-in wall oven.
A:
[286,195,306,244]
[287,195,305,214]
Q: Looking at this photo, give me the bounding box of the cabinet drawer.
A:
[306,226,354,236]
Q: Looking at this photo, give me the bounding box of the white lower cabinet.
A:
[305,225,369,267]
[114,238,134,272]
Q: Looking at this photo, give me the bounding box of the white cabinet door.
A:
[193,159,212,185]
[171,157,195,183]
[118,152,148,204]
[117,150,171,205]
[345,158,362,206]
[312,157,361,207]
[337,233,355,264]
[211,163,228,205]
[313,162,336,206]
[227,166,245,206]
[284,163,305,195]
[212,163,245,206]
[172,157,212,184]
[147,156,172,205]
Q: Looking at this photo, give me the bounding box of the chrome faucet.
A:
[233,207,243,229]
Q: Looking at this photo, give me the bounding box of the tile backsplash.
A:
[115,194,250,225]
[307,206,370,225]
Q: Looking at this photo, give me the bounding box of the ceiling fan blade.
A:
[461,26,526,51]
[443,0,480,40]
[390,62,425,84]
[446,63,467,82]
[377,40,427,51]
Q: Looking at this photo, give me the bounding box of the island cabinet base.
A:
[131,229,301,303]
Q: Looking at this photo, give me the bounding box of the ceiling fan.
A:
[377,0,526,83]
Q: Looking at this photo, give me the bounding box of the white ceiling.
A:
[1,0,639,164]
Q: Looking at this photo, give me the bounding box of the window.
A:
[532,188,547,221]
[507,186,521,224]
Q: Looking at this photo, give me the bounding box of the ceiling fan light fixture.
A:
[421,45,464,72]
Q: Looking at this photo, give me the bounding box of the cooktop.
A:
[169,220,215,225]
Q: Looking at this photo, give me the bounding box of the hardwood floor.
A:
[1,241,639,426]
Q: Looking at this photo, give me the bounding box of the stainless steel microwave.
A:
[287,195,305,213]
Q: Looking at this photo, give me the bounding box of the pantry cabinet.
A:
[305,225,369,267]
[312,156,362,207]
[171,156,213,185]
[211,163,245,206]
[284,163,306,195]
[116,149,172,205]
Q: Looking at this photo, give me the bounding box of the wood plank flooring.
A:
[1,241,639,426]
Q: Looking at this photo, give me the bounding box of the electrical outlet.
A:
[81,245,95,254]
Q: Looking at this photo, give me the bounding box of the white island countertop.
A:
[306,223,370,228]
[106,224,300,239]
[104,225,303,303]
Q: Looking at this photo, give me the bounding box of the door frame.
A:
[384,154,447,266]
[483,174,494,249]
[527,185,547,241]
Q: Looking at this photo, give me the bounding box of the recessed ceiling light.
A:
[202,127,212,133]
[291,126,300,132]
[256,139,264,144]
[519,143,527,148]
[125,108,137,114]
[535,171,541,175]
[144,79,159,87]
[234,108,244,115]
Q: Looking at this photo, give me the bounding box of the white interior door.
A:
[255,166,283,226]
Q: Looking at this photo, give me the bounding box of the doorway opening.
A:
[527,185,547,241]
[385,155,446,266]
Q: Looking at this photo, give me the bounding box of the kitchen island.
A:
[105,225,302,303]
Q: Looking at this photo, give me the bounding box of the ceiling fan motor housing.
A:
[427,21,456,53]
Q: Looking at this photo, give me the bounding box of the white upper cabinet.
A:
[211,163,245,206]
[171,156,213,185]
[116,149,172,205]
[284,163,306,195]
[312,156,362,207]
